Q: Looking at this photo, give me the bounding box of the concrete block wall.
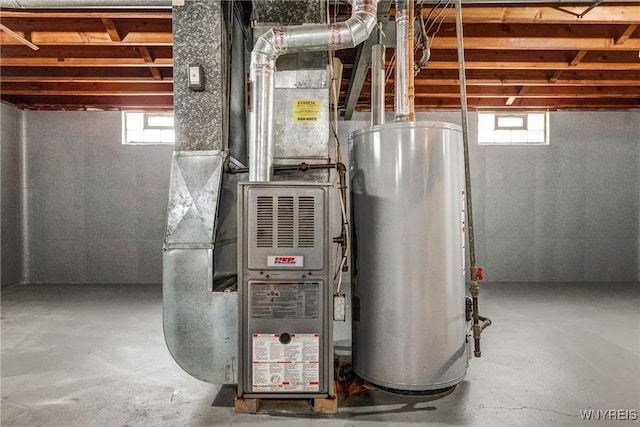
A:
[19,111,173,284]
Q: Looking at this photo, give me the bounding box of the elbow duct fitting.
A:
[249,0,380,182]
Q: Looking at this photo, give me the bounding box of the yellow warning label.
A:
[292,99,321,122]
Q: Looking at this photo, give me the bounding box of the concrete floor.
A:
[1,282,638,427]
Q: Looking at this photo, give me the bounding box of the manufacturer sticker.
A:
[267,255,304,267]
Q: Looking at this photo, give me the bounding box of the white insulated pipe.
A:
[249,0,379,182]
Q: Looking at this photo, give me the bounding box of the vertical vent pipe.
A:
[371,41,386,126]
[394,0,415,122]
[249,0,380,182]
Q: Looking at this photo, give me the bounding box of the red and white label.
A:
[267,255,304,267]
[252,333,319,392]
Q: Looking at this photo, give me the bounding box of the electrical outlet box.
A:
[188,64,205,91]
[333,294,346,321]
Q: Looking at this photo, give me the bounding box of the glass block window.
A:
[123,112,175,145]
[478,112,548,145]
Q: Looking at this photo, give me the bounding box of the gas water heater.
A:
[350,122,469,393]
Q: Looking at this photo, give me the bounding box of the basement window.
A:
[478,112,548,145]
[122,112,175,145]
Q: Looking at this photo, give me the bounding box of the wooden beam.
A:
[419,61,640,71]
[0,57,173,67]
[1,94,174,108]
[0,23,39,50]
[417,5,640,25]
[101,18,122,42]
[549,70,563,83]
[0,89,171,96]
[1,81,172,94]
[569,50,589,67]
[428,36,640,52]
[504,85,531,105]
[0,31,171,46]
[408,78,640,87]
[615,24,638,46]
[0,76,174,83]
[354,83,640,97]
[0,66,174,80]
[139,46,163,80]
[354,85,640,99]
[514,86,530,106]
[388,97,640,109]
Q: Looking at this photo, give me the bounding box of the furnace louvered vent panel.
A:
[245,185,327,271]
[277,196,295,248]
[298,196,315,248]
[256,196,274,248]
[254,195,317,249]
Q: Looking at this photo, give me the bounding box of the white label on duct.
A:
[267,255,304,267]
[252,333,319,392]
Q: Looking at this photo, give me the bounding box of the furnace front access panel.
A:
[237,182,333,399]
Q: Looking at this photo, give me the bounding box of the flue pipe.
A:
[371,43,386,126]
[407,0,415,121]
[249,0,379,182]
[394,0,415,122]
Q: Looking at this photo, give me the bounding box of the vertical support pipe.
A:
[18,111,29,284]
[455,0,482,357]
[371,43,386,126]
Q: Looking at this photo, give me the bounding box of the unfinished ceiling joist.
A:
[1,2,638,111]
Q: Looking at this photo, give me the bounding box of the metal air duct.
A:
[249,0,380,182]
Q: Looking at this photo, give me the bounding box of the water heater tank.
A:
[349,121,468,392]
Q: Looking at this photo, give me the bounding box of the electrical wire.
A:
[425,0,452,34]
[335,185,350,295]
[423,0,444,26]
[427,0,454,48]
[329,121,350,296]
